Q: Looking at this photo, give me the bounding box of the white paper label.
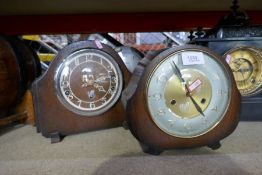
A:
[94,40,103,49]
[225,54,231,64]
[182,52,205,65]
[188,79,202,92]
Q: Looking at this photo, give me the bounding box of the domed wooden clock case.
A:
[0,36,22,116]
[0,35,41,118]
[32,41,130,143]
[126,45,241,155]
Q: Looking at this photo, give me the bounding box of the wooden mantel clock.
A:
[126,45,241,155]
[32,40,130,143]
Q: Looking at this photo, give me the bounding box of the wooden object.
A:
[15,90,35,125]
[0,35,41,120]
[32,41,130,142]
[0,36,21,113]
[8,36,41,87]
[0,111,27,126]
[126,45,241,154]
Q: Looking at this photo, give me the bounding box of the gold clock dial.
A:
[164,69,212,119]
[224,46,262,96]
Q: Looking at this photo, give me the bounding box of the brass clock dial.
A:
[224,46,262,96]
[164,69,212,119]
[55,49,123,116]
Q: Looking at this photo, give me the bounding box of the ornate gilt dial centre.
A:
[224,46,262,96]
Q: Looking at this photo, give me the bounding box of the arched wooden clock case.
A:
[32,41,130,143]
[126,45,241,155]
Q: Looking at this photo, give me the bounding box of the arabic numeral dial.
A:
[56,49,123,116]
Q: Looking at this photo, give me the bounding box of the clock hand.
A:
[240,71,246,80]
[188,95,205,117]
[171,61,205,117]
[171,61,191,95]
[93,83,106,92]
[239,68,253,73]
[94,76,110,83]
[231,67,241,72]
[171,61,186,84]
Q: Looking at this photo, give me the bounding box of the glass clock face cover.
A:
[224,47,262,96]
[146,50,231,138]
[55,49,123,116]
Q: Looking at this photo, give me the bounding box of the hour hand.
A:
[94,84,106,92]
[188,95,205,117]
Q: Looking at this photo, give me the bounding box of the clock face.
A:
[55,49,123,116]
[224,46,262,96]
[146,49,231,138]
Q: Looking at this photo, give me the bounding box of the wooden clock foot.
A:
[50,132,64,143]
[207,141,221,150]
[140,143,163,155]
[122,121,129,130]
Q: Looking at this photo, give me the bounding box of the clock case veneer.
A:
[126,45,241,154]
[32,41,130,142]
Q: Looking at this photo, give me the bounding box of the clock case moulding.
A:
[32,41,131,143]
[125,45,241,155]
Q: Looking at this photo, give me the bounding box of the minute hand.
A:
[171,61,190,93]
[171,61,205,117]
[171,61,186,84]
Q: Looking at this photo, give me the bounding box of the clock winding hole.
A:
[170,99,176,105]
